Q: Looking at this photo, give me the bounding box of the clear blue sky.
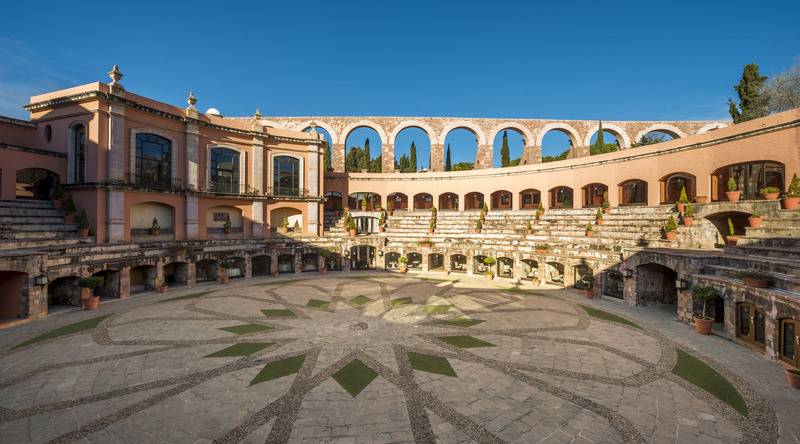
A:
[2,0,799,164]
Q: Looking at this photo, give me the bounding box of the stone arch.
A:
[535,123,581,148]
[489,122,534,147]
[389,120,438,145]
[260,120,287,130]
[697,122,729,134]
[296,121,339,144]
[130,201,175,238]
[582,122,631,149]
[340,120,388,145]
[439,121,488,146]
[634,124,687,144]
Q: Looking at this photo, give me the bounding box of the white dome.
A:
[205,107,222,116]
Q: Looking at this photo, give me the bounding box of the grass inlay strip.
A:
[423,304,452,314]
[305,299,330,309]
[579,304,641,329]
[261,309,296,317]
[391,297,413,307]
[439,317,485,327]
[250,355,306,385]
[672,349,748,416]
[158,291,210,303]
[408,352,457,377]
[438,335,495,348]
[14,314,112,349]
[351,295,373,305]
[220,324,273,335]
[332,359,378,397]
[205,342,273,357]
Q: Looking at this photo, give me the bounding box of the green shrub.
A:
[534,208,542,220]
[759,186,780,195]
[727,218,735,236]
[283,216,289,228]
[677,186,689,204]
[398,255,408,265]
[482,257,496,266]
[585,222,593,231]
[727,177,738,192]
[595,208,603,220]
[601,191,610,210]
[77,209,90,229]
[526,220,532,230]
[787,173,800,198]
[475,220,482,230]
[151,217,160,230]
[78,276,104,289]
[691,286,719,319]
[63,195,76,214]
[346,218,356,230]
[664,215,677,232]
[223,215,232,229]
[684,203,694,217]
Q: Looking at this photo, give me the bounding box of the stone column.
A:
[252,137,264,193]
[466,251,474,276]
[119,265,131,299]
[572,146,590,158]
[186,195,199,239]
[421,251,429,272]
[563,262,575,288]
[430,144,444,171]
[185,122,200,190]
[523,145,542,164]
[382,143,395,172]
[537,260,547,286]
[107,190,125,243]
[186,262,196,287]
[332,143,345,172]
[307,202,319,236]
[244,256,252,279]
[252,201,264,237]
[107,101,126,183]
[294,252,302,274]
[270,253,279,275]
[156,261,165,288]
[474,145,493,169]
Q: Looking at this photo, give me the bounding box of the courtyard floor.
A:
[0,273,787,443]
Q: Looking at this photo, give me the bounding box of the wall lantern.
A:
[623,269,634,278]
[34,275,49,286]
[675,279,690,290]
[378,250,384,257]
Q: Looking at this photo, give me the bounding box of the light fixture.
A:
[378,250,384,257]
[676,279,690,290]
[623,269,634,278]
[34,275,48,286]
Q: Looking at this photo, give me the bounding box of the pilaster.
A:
[107,101,126,183]
[185,122,200,190]
[107,190,125,243]
[474,145,493,169]
[382,143,395,172]
[332,143,345,172]
[430,144,444,171]
[252,201,264,237]
[185,195,199,239]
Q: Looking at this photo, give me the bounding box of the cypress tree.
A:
[728,63,769,123]
[500,130,511,167]
[323,142,332,172]
[595,121,604,147]
[409,141,417,172]
[357,138,371,171]
[445,144,452,171]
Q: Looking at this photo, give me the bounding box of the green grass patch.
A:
[305,299,330,309]
[579,304,641,329]
[205,342,273,357]
[14,314,112,349]
[672,349,748,416]
[439,317,485,327]
[350,295,373,305]
[423,304,451,315]
[332,359,378,397]
[390,297,413,307]
[261,309,296,317]
[250,355,306,385]
[220,324,273,335]
[158,291,210,303]
[438,335,495,348]
[408,352,457,377]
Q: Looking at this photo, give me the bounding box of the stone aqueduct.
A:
[257,116,729,172]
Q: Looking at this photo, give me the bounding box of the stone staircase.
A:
[745,209,800,237]
[0,199,92,253]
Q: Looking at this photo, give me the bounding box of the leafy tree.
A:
[357,138,371,171]
[396,153,410,173]
[500,130,510,167]
[728,63,769,123]
[452,162,474,171]
[346,146,360,172]
[323,142,332,172]
[445,144,452,171]
[409,142,417,172]
[590,121,619,155]
[632,133,668,147]
[542,149,570,163]
[369,155,382,173]
[509,158,521,166]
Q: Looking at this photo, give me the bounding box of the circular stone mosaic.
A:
[0,275,778,443]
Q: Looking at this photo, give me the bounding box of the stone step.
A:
[0,207,65,217]
[745,226,800,237]
[0,199,55,209]
[0,215,68,224]
[724,245,800,261]
[692,274,800,302]
[716,255,800,277]
[737,236,800,249]
[701,264,800,293]
[0,237,93,250]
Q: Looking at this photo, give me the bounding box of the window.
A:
[210,147,240,193]
[619,180,647,205]
[780,319,798,368]
[135,133,171,188]
[71,124,86,183]
[662,173,695,204]
[273,156,300,196]
[737,303,766,349]
[712,161,784,201]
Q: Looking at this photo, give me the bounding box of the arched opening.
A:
[301,253,319,272]
[711,161,784,201]
[473,255,489,274]
[92,269,120,299]
[210,147,241,193]
[395,127,431,172]
[195,259,219,283]
[779,318,799,368]
[444,128,478,171]
[387,193,408,212]
[581,183,607,208]
[497,257,514,278]
[618,179,648,206]
[135,133,172,188]
[326,253,342,271]
[635,263,677,307]
[70,123,87,183]
[130,202,174,239]
[353,216,380,234]
[540,128,576,163]
[15,168,59,199]
[492,129,525,167]
[385,252,400,269]
[602,271,623,299]
[413,193,433,210]
[407,252,423,270]
[47,276,81,311]
[587,127,622,154]
[573,263,593,289]
[491,190,512,210]
[634,129,679,147]
[450,254,467,273]
[303,126,334,172]
[163,262,188,286]
[348,192,381,211]
[545,262,565,285]
[521,259,538,281]
[345,127,382,173]
[277,254,295,274]
[207,206,243,237]
[464,192,485,211]
[438,193,459,211]
[252,255,271,277]
[130,265,157,293]
[548,186,573,209]
[270,207,302,233]
[0,271,26,319]
[225,257,246,279]
[660,172,696,204]
[737,303,766,349]
[704,211,750,245]
[324,191,342,212]
[428,253,445,271]
[519,189,541,209]
[350,245,375,270]
[273,155,301,197]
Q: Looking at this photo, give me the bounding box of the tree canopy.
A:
[728,63,769,123]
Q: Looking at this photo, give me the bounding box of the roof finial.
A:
[187,91,197,110]
[108,64,123,87]
[309,122,318,134]
[254,107,261,119]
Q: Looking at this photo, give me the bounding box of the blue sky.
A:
[2,0,799,164]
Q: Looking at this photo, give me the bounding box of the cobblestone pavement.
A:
[0,274,779,443]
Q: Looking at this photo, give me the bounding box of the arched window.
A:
[71,124,86,183]
[618,180,648,205]
[135,133,171,188]
[210,147,240,193]
[661,173,695,204]
[273,156,300,196]
[712,161,784,201]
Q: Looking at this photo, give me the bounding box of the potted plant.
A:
[676,186,689,213]
[347,217,357,237]
[663,215,677,240]
[739,271,771,288]
[584,222,594,237]
[692,285,718,335]
[534,207,542,222]
[63,195,77,224]
[398,255,409,273]
[537,201,545,216]
[223,215,232,235]
[378,212,386,232]
[787,367,800,389]
[535,243,550,254]
[150,217,161,236]
[601,191,610,214]
[760,186,780,200]
[580,275,594,298]
[361,196,368,210]
[78,276,103,310]
[158,284,168,293]
[319,249,331,274]
[473,220,482,234]
[595,208,604,225]
[428,218,436,234]
[748,205,763,228]
[293,220,301,232]
[726,218,739,245]
[482,202,489,214]
[726,177,741,202]
[782,173,800,210]
[431,206,437,217]
[219,261,235,284]
[51,180,64,208]
[526,220,534,234]
[77,209,90,237]
[695,195,709,204]
[483,257,496,280]
[682,203,695,226]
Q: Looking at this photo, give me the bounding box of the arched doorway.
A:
[301,253,319,272]
[548,187,573,209]
[163,262,188,286]
[385,252,400,269]
[545,262,564,285]
[252,255,271,277]
[348,192,381,211]
[737,303,766,349]
[602,271,624,299]
[450,254,467,273]
[497,257,513,278]
[387,193,408,212]
[130,202,174,239]
[581,183,607,208]
[326,253,342,271]
[15,168,59,199]
[491,190,512,210]
[428,253,444,271]
[635,263,677,307]
[92,269,121,299]
[573,263,593,289]
[661,172,696,204]
[324,191,343,212]
[48,276,81,310]
[195,259,219,283]
[704,211,750,245]
[413,193,433,210]
[519,189,541,209]
[473,255,489,274]
[130,265,156,293]
[464,192,484,211]
[407,252,423,270]
[277,254,295,274]
[270,207,302,233]
[618,179,648,206]
[226,257,246,279]
[350,246,375,270]
[712,161,784,201]
[439,193,459,211]
[521,259,538,281]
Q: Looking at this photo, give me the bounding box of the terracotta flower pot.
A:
[150,228,160,236]
[585,231,593,237]
[78,228,89,237]
[277,227,288,234]
[595,219,604,225]
[219,275,229,284]
[694,316,714,335]
[682,216,694,226]
[695,196,708,204]
[676,203,686,213]
[726,236,740,246]
[400,267,408,274]
[786,369,800,389]
[379,227,385,232]
[763,192,780,200]
[583,289,593,299]
[349,229,357,237]
[158,286,167,293]
[223,227,231,235]
[742,277,770,288]
[485,273,494,280]
[748,216,763,228]
[602,208,610,214]
[535,249,548,254]
[725,191,741,202]
[782,197,800,210]
[665,230,677,240]
[428,229,435,234]
[80,287,100,310]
